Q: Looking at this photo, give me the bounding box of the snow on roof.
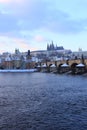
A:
[61,63,69,67]
[13,56,20,61]
[76,63,85,67]
[50,64,56,67]
[24,56,26,61]
[0,69,37,72]
[5,57,11,61]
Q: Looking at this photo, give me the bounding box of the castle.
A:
[47,41,64,51]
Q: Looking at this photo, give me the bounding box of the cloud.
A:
[0,36,37,52]
[0,0,47,33]
[0,0,22,4]
[0,13,19,33]
[46,18,87,34]
[0,0,87,36]
[33,35,47,43]
[0,0,11,3]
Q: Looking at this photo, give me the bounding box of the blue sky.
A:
[0,0,87,53]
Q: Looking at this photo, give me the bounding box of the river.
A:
[0,72,87,130]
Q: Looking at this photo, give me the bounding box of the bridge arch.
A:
[71,63,78,68]
[49,64,53,67]
[58,63,63,68]
[70,63,78,74]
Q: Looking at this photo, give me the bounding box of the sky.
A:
[0,0,87,53]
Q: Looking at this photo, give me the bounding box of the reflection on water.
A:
[0,72,87,130]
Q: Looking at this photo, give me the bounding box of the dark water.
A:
[0,72,87,130]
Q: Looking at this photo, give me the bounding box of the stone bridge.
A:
[35,59,87,74]
[39,59,87,68]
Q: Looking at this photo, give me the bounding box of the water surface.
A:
[0,72,87,130]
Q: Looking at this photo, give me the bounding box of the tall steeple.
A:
[47,43,50,50]
[51,40,54,50]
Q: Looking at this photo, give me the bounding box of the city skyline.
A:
[0,0,87,53]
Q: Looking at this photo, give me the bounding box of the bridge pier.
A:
[36,59,87,74]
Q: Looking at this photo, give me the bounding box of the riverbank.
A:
[0,69,37,72]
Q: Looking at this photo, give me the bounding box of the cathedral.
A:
[47,41,64,51]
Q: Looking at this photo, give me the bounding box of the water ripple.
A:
[0,73,87,130]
